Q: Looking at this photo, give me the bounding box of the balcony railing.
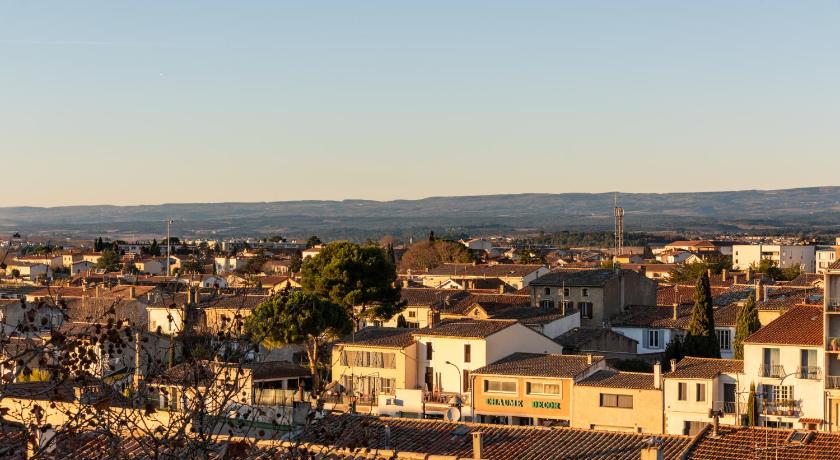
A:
[828,337,840,352]
[827,376,840,389]
[827,299,840,312]
[423,391,464,405]
[716,401,737,414]
[254,389,311,407]
[759,364,785,378]
[796,366,822,380]
[762,402,799,417]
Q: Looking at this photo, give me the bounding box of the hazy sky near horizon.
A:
[1,1,838,207]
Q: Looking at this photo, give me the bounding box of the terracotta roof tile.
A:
[298,414,693,460]
[336,327,416,349]
[667,357,744,379]
[686,425,840,460]
[472,352,603,379]
[576,370,658,390]
[744,305,823,346]
[412,319,518,339]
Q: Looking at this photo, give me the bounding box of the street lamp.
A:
[445,360,463,397]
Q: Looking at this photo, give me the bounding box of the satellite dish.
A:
[445,407,461,422]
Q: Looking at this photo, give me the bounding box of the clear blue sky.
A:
[1,1,838,206]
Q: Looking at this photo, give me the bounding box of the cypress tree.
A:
[683,272,720,358]
[396,314,408,328]
[746,383,757,426]
[734,294,760,360]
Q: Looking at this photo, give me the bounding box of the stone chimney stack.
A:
[587,353,593,365]
[670,358,677,372]
[672,303,679,320]
[653,361,662,390]
[472,432,484,460]
[128,286,137,300]
[640,446,663,460]
[755,280,763,302]
[722,269,727,282]
[746,269,752,282]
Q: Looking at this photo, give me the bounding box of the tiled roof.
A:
[576,370,658,390]
[744,305,823,346]
[400,288,468,307]
[666,240,715,248]
[828,259,840,270]
[613,303,749,330]
[335,327,416,349]
[656,284,753,307]
[412,319,517,339]
[490,307,566,325]
[667,357,744,379]
[298,414,694,460]
[685,425,840,460]
[554,327,639,350]
[472,352,602,378]
[148,360,214,386]
[425,263,545,277]
[787,273,823,287]
[758,289,822,311]
[530,269,627,287]
[447,293,531,315]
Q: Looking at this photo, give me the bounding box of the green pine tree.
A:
[682,272,720,358]
[734,294,761,360]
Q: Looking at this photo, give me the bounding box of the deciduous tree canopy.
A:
[398,240,472,272]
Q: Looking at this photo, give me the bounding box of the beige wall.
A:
[571,385,664,434]
[330,343,416,394]
[472,374,572,421]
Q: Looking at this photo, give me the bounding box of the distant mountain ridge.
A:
[2,187,839,239]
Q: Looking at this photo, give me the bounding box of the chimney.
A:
[472,432,484,460]
[27,428,56,459]
[427,310,439,328]
[733,273,739,285]
[95,285,101,298]
[670,358,677,372]
[128,286,137,300]
[712,410,720,437]
[722,269,727,282]
[746,269,752,282]
[187,288,194,305]
[653,361,662,390]
[639,446,663,460]
[755,280,763,302]
[586,353,593,365]
[672,303,679,320]
[499,284,505,294]
[707,268,712,279]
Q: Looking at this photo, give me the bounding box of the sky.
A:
[1,1,838,207]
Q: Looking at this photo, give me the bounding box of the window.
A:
[645,329,663,349]
[426,342,433,360]
[696,383,706,402]
[528,382,562,396]
[464,344,471,363]
[485,380,517,393]
[762,348,781,377]
[380,378,395,394]
[340,351,397,369]
[800,349,819,379]
[563,288,570,297]
[600,393,633,408]
[579,302,593,319]
[544,287,551,295]
[540,300,555,309]
[716,329,731,351]
[678,382,687,401]
[764,385,793,402]
[463,369,471,392]
[408,310,416,318]
[582,288,590,297]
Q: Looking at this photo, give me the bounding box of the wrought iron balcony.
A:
[827,376,840,389]
[759,364,784,378]
[796,366,822,380]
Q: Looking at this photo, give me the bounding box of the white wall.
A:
[742,343,825,424]
[664,374,740,435]
[539,311,581,339]
[732,244,815,272]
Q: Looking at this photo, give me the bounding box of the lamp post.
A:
[445,361,462,394]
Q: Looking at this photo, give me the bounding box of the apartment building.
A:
[816,246,838,273]
[571,366,664,434]
[742,304,825,430]
[470,352,606,426]
[529,269,658,328]
[328,319,562,419]
[732,244,816,272]
[824,260,840,431]
[663,357,744,435]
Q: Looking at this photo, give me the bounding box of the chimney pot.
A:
[472,432,484,460]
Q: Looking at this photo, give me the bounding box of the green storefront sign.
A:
[486,398,561,410]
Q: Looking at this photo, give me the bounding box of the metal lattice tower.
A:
[614,195,624,257]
